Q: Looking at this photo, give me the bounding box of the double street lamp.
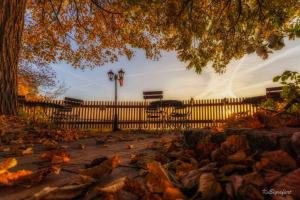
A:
[107,69,125,131]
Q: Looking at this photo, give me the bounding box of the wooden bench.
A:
[143,91,163,100]
[52,97,83,123]
[266,86,283,100]
[143,91,163,128]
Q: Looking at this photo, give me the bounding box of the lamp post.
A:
[107,69,125,131]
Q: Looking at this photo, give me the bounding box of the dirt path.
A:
[0,133,175,200]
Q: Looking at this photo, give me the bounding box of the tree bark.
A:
[0,0,26,115]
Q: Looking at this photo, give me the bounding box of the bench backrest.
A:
[64,97,83,105]
[266,87,283,99]
[143,91,163,100]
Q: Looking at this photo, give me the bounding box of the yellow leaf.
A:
[0,158,17,175]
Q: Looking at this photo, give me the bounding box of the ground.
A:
[0,132,176,200]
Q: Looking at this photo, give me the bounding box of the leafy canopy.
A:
[23,0,300,73]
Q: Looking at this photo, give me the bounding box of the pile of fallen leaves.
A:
[0,129,295,200]
[223,110,298,129]
[0,115,98,145]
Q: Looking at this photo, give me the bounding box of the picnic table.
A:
[145,100,191,130]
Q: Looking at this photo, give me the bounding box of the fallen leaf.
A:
[96,177,127,193]
[80,155,120,179]
[163,186,185,200]
[242,172,264,187]
[0,170,32,185]
[227,150,247,162]
[21,147,33,155]
[128,144,134,149]
[0,158,17,174]
[51,165,61,174]
[28,183,91,200]
[181,169,202,189]
[272,168,300,199]
[238,184,264,200]
[129,154,138,164]
[220,135,249,155]
[197,173,222,199]
[40,151,70,165]
[79,144,86,150]
[254,150,297,172]
[261,169,282,185]
[146,162,172,193]
[85,157,108,168]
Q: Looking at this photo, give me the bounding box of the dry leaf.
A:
[41,139,58,149]
[272,168,300,199]
[79,144,86,150]
[51,165,61,174]
[128,144,134,149]
[238,184,264,200]
[96,177,127,193]
[163,186,185,200]
[146,162,173,193]
[255,150,297,172]
[28,183,91,200]
[80,155,120,179]
[40,151,70,164]
[0,170,33,185]
[197,173,222,199]
[262,169,282,185]
[220,135,248,155]
[242,172,264,187]
[227,150,247,162]
[181,169,202,189]
[0,158,17,174]
[129,154,138,164]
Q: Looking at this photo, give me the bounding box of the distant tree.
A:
[0,0,299,115]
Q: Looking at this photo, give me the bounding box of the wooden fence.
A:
[19,98,261,130]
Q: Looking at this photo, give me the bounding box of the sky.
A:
[51,38,300,101]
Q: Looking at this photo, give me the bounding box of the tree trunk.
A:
[0,0,26,115]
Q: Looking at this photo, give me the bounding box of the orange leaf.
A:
[0,170,32,185]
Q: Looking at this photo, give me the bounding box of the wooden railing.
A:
[18,97,262,130]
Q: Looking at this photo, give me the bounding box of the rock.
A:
[220,135,249,155]
[245,131,278,152]
[261,169,283,185]
[181,169,202,189]
[229,175,243,196]
[291,132,300,163]
[224,128,254,136]
[219,164,249,175]
[116,190,139,200]
[238,184,264,200]
[255,150,297,172]
[272,168,300,200]
[227,150,248,163]
[211,148,226,162]
[279,137,293,155]
[181,162,217,189]
[198,162,217,172]
[183,129,213,148]
[243,172,264,187]
[198,173,222,199]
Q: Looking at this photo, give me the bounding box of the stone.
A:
[272,168,300,200]
[291,132,300,163]
[183,129,213,148]
[255,150,297,172]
